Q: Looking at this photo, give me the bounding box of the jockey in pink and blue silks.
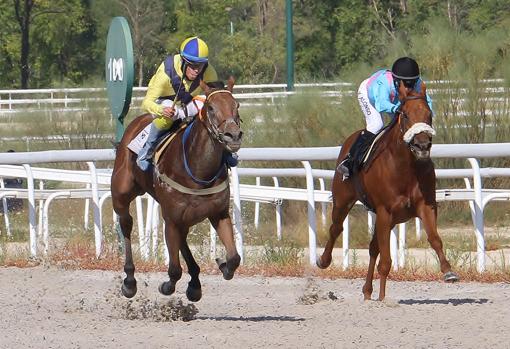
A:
[337,56,434,178]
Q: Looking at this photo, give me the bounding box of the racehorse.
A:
[317,81,459,301]
[111,78,242,301]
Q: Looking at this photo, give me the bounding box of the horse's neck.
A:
[385,123,415,169]
[185,120,224,177]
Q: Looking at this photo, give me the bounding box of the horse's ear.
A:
[227,76,235,93]
[398,80,408,101]
[200,80,211,96]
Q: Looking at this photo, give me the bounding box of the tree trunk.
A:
[14,0,34,89]
[399,0,407,13]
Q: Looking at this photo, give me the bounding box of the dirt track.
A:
[1,266,509,348]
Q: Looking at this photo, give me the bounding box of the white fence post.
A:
[301,161,317,266]
[254,176,260,229]
[230,167,244,263]
[467,158,485,272]
[86,162,102,258]
[272,176,282,240]
[23,164,37,257]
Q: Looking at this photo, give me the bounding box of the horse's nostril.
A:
[225,131,242,142]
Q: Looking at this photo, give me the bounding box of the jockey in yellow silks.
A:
[137,36,218,171]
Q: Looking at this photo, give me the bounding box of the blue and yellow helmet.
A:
[180,36,209,64]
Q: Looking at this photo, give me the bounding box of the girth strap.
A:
[156,169,229,195]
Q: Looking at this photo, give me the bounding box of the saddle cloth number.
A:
[127,123,152,155]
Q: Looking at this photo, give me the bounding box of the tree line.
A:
[1,0,509,89]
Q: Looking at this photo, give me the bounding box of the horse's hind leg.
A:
[113,197,138,298]
[209,213,240,280]
[317,179,356,269]
[159,221,183,296]
[180,241,202,302]
[362,232,379,300]
[419,205,459,282]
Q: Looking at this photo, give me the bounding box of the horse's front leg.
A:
[317,185,356,269]
[209,213,240,280]
[159,220,183,296]
[114,200,137,299]
[362,232,379,300]
[180,240,202,302]
[374,209,392,301]
[419,204,459,282]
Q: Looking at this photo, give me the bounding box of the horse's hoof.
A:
[216,258,234,280]
[316,257,328,269]
[315,257,331,269]
[186,287,202,302]
[444,271,460,283]
[121,282,137,298]
[158,281,176,296]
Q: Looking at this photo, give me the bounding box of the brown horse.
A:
[111,78,242,301]
[317,81,459,301]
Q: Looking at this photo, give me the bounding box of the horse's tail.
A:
[110,140,120,151]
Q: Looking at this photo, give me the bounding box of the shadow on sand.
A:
[398,298,489,306]
[196,315,305,322]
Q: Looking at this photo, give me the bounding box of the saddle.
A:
[127,119,188,163]
[358,120,395,172]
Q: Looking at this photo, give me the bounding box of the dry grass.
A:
[2,237,509,283]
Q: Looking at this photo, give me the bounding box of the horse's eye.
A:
[207,105,215,114]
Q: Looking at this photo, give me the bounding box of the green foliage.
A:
[2,1,510,90]
[260,238,302,266]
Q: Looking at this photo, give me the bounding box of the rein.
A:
[182,120,226,185]
[157,88,238,194]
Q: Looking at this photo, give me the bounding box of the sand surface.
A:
[1,266,509,348]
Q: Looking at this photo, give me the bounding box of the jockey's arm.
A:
[373,81,400,114]
[141,63,173,117]
[172,65,217,119]
[174,97,205,119]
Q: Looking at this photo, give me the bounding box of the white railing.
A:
[1,80,508,113]
[0,143,509,272]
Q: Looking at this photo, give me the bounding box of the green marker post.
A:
[105,17,134,252]
[105,17,134,143]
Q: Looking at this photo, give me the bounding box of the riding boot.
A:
[337,130,376,178]
[224,152,239,167]
[136,124,166,171]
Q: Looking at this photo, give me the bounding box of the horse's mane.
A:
[206,81,226,90]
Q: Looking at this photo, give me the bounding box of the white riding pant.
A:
[358,79,383,134]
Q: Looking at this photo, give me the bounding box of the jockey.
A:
[137,36,218,171]
[337,56,433,178]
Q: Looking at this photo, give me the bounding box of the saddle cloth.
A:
[361,127,388,165]
[127,123,152,155]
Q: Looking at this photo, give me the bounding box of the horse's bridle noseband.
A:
[396,95,435,143]
[201,90,241,150]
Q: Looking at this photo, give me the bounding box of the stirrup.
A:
[336,158,351,181]
[136,148,154,171]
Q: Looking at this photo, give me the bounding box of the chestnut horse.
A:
[111,78,242,301]
[317,81,459,301]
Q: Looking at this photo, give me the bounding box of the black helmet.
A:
[391,57,420,80]
[392,57,420,89]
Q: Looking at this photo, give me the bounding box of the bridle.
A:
[180,89,241,186]
[200,89,241,151]
[396,95,435,144]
